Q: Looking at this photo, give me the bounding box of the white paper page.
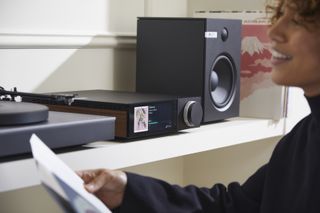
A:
[30,134,111,213]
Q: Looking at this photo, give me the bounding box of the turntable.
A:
[0,88,115,158]
[0,101,49,126]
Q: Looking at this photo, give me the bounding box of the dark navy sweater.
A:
[115,96,320,213]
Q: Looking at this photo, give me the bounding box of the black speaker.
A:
[136,18,241,123]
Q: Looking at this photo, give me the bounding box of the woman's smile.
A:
[270,48,292,66]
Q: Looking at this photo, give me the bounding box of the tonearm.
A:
[0,87,77,105]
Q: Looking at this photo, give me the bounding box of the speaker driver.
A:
[210,55,236,110]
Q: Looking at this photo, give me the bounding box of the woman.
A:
[77,0,320,212]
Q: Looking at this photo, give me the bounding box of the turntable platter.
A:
[0,101,49,125]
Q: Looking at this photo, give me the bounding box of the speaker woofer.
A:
[210,55,236,110]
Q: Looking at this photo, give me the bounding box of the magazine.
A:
[30,134,111,213]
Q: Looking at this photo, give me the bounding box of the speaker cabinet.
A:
[136,18,241,123]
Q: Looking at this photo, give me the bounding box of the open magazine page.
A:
[30,134,111,213]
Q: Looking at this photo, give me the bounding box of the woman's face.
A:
[267,4,320,96]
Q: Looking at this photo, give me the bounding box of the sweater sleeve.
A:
[113,164,268,213]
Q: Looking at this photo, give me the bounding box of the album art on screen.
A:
[134,106,149,133]
[194,10,288,120]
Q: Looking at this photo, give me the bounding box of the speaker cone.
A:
[209,55,236,110]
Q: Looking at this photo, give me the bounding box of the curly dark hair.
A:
[267,0,320,27]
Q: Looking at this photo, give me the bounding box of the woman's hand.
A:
[77,169,127,209]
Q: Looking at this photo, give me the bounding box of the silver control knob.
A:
[183,101,203,127]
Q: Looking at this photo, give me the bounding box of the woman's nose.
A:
[267,19,286,43]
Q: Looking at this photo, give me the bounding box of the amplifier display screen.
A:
[133,102,176,134]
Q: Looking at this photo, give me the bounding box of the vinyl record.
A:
[0,101,48,126]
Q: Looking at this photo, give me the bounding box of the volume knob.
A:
[183,101,203,127]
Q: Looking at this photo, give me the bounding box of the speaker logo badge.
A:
[205,31,218,38]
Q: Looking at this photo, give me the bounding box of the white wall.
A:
[0,0,144,94]
[184,137,279,186]
[145,0,187,17]
[0,0,189,94]
[0,48,137,93]
[285,87,310,132]
[0,0,144,34]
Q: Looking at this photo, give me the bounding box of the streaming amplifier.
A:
[23,90,203,139]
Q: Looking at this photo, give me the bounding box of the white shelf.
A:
[0,117,285,192]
